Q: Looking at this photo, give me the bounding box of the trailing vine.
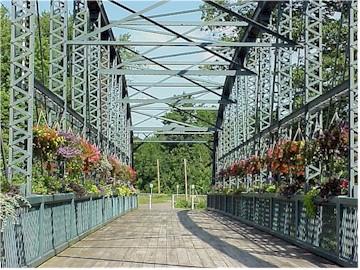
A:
[0,193,31,230]
[303,188,320,219]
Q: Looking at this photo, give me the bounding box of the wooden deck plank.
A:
[39,203,339,268]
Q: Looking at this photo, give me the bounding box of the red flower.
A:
[340,179,349,189]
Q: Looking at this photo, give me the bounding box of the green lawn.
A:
[138,193,172,205]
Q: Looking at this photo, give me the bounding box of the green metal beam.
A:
[99,69,254,76]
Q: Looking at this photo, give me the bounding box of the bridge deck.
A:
[40,203,338,268]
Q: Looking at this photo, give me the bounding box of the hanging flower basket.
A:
[33,125,64,160]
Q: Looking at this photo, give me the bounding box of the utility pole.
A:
[157,159,160,194]
[184,158,188,200]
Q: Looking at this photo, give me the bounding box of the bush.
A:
[175,199,191,208]
[196,200,206,209]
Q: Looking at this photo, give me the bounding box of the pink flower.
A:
[340,179,349,189]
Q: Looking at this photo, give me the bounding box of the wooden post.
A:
[184,158,188,200]
[157,159,160,194]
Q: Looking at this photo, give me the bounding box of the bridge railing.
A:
[207,193,357,267]
[1,194,138,268]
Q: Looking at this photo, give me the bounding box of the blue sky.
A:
[2,0,230,132]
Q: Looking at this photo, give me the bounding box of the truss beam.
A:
[131,126,215,132]
[71,0,88,135]
[100,69,254,76]
[49,0,68,127]
[133,140,209,143]
[131,107,218,111]
[203,0,296,46]
[123,98,233,105]
[111,20,248,27]
[8,0,36,194]
[108,0,242,66]
[68,40,295,48]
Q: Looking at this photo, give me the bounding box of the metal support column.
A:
[348,0,358,197]
[8,0,36,195]
[88,11,101,145]
[305,0,323,182]
[49,0,68,128]
[71,0,88,136]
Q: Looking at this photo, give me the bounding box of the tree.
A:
[134,103,216,194]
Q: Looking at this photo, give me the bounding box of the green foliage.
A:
[196,200,206,209]
[265,184,277,193]
[138,193,171,205]
[115,185,133,196]
[83,181,100,195]
[0,192,31,230]
[232,186,246,195]
[134,105,216,194]
[32,173,62,195]
[175,199,191,209]
[304,188,320,219]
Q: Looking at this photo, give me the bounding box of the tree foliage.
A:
[134,106,216,194]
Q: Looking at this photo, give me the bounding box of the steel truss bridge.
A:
[3,0,358,267]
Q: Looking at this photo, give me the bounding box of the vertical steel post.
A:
[305,0,323,183]
[71,0,88,136]
[348,0,358,197]
[49,0,68,128]
[100,44,110,150]
[88,11,101,145]
[277,0,293,120]
[8,0,36,195]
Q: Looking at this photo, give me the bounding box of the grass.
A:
[174,195,207,209]
[138,193,172,205]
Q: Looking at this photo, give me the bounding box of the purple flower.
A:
[57,146,81,159]
[58,131,79,144]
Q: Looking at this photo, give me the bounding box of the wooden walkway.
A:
[40,203,338,268]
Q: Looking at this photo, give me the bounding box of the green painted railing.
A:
[1,194,138,267]
[207,193,357,267]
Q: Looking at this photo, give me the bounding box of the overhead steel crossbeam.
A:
[122,47,229,98]
[130,89,215,109]
[110,20,248,27]
[131,107,218,111]
[128,82,222,88]
[126,52,229,102]
[133,111,202,129]
[117,11,231,69]
[124,61,230,66]
[133,140,210,144]
[122,98,234,105]
[128,85,222,130]
[99,69,254,76]
[107,0,243,67]
[131,126,215,132]
[204,0,297,46]
[68,40,295,48]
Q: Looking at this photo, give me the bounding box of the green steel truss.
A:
[214,0,357,199]
[8,0,36,195]
[49,0,67,127]
[7,0,357,198]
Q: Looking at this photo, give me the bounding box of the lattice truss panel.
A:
[49,0,67,125]
[305,0,323,182]
[100,45,110,141]
[8,0,35,193]
[71,0,88,134]
[348,0,358,197]
[106,58,119,154]
[277,1,293,120]
[88,12,101,142]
